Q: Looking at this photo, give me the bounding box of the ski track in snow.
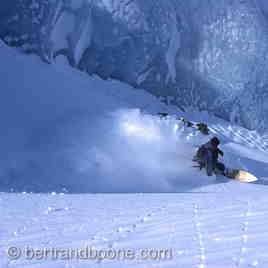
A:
[2,189,268,268]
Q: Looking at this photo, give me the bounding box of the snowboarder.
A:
[194,137,225,176]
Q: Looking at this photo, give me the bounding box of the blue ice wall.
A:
[1,0,268,131]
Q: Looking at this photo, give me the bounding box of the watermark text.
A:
[6,246,173,261]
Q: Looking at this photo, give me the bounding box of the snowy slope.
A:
[2,189,268,268]
[1,40,268,267]
[0,40,182,193]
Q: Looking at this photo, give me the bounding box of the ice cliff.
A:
[1,0,268,132]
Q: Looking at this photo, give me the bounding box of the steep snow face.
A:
[2,40,268,194]
[1,1,268,132]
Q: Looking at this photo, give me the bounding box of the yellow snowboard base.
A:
[225,169,258,183]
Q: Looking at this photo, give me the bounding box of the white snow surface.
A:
[1,41,268,267]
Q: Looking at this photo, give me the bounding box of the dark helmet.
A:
[211,137,220,146]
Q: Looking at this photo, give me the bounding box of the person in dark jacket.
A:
[194,137,225,176]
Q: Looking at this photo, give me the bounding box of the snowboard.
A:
[224,168,258,183]
[192,157,258,183]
